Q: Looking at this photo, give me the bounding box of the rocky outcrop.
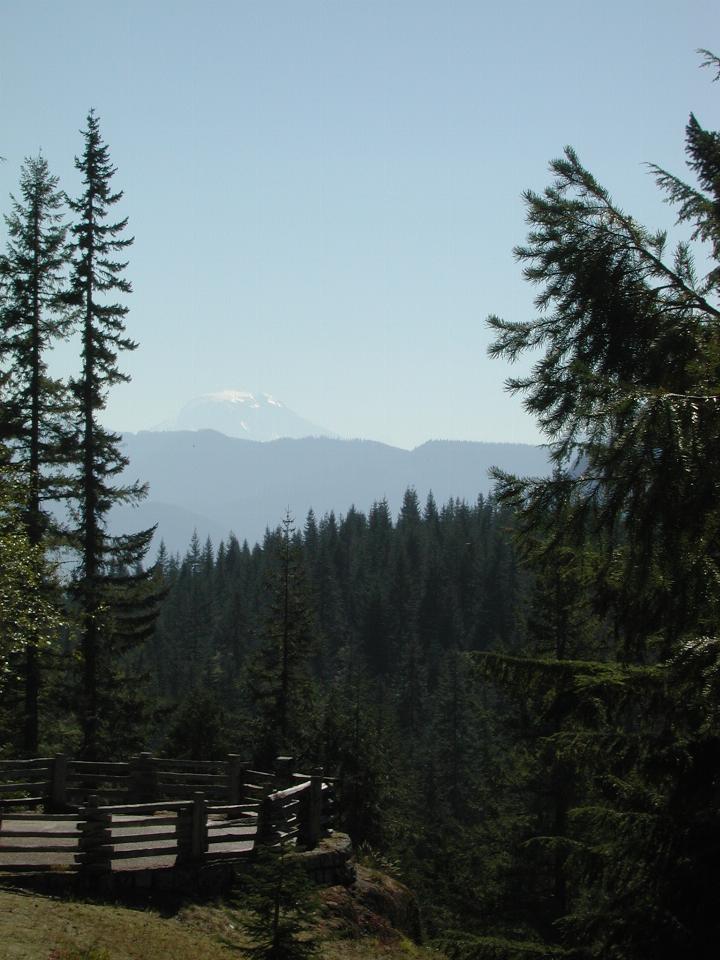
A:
[320,864,422,943]
[293,832,355,885]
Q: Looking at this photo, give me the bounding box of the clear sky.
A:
[1,1,717,448]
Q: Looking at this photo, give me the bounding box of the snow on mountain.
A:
[158,390,336,442]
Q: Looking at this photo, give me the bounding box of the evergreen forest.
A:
[2,53,720,960]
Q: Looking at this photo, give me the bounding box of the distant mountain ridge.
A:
[109,431,551,556]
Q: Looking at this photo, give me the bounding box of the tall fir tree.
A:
[66,110,157,759]
[478,51,720,959]
[0,457,65,691]
[248,512,318,766]
[0,154,72,751]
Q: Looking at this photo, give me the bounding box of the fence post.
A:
[274,755,294,790]
[323,779,337,835]
[48,755,67,812]
[226,754,246,805]
[176,802,193,863]
[76,794,112,879]
[298,767,324,849]
[256,795,275,845]
[191,791,208,859]
[129,752,158,803]
[177,792,208,862]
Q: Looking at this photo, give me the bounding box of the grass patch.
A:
[0,887,447,960]
[0,889,238,960]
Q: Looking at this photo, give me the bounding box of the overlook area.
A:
[2,4,719,958]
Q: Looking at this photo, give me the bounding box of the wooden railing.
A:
[0,808,79,864]
[0,753,256,811]
[0,758,54,807]
[75,796,207,875]
[0,755,337,877]
[258,769,333,847]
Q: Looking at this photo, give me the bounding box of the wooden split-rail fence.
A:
[0,754,336,877]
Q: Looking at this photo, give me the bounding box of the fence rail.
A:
[0,755,337,878]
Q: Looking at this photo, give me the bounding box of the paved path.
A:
[0,813,256,872]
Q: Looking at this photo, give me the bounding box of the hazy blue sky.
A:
[2,1,717,448]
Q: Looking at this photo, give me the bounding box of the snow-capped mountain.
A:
[159,390,335,441]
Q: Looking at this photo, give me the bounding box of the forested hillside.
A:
[109,430,551,554]
[145,495,528,928]
[2,53,720,960]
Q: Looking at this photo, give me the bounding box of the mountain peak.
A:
[159,389,335,442]
[198,389,283,409]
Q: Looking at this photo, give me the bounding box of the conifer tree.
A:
[0,154,72,751]
[0,460,64,683]
[66,110,157,759]
[235,841,318,960]
[248,512,317,764]
[480,51,720,959]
